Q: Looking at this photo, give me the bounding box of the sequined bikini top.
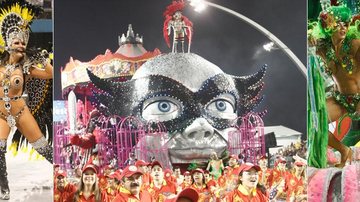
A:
[0,64,25,91]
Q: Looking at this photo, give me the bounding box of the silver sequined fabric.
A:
[133,53,225,91]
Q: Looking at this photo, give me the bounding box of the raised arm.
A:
[29,62,53,79]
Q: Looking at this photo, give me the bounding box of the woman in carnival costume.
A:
[0,0,53,200]
[308,1,360,168]
[206,151,224,180]
[307,1,360,201]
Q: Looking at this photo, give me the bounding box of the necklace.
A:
[325,38,354,74]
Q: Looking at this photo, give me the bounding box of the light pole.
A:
[189,0,307,78]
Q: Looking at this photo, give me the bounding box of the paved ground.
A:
[2,149,53,202]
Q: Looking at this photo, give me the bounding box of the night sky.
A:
[54,0,307,135]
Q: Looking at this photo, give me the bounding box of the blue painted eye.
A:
[215,100,227,111]
[206,98,237,119]
[142,98,181,121]
[207,99,234,113]
[158,101,171,112]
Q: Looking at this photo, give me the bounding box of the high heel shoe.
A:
[335,147,352,168]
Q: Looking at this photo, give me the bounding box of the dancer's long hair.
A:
[73,172,101,202]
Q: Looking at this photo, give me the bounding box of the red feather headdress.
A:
[163,0,185,17]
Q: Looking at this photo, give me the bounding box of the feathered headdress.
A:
[319,5,352,28]
[0,0,41,52]
[163,0,185,17]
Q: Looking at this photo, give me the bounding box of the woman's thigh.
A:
[0,118,10,140]
[16,107,43,143]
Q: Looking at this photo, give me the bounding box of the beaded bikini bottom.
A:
[0,104,26,127]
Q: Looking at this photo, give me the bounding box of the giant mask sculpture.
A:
[87,53,265,165]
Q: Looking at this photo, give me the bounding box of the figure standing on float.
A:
[163,0,193,53]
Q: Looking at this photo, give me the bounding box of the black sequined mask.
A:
[88,65,266,133]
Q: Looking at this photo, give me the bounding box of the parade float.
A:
[54,1,267,173]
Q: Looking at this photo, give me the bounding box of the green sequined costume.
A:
[307,1,360,167]
[308,49,329,168]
